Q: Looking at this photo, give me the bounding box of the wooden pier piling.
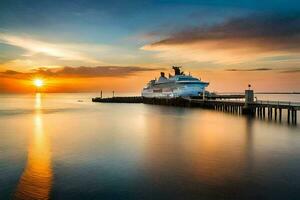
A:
[288,109,291,124]
[279,108,282,121]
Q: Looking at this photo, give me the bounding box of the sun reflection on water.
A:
[35,93,42,110]
[14,93,53,200]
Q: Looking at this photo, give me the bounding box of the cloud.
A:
[0,33,106,63]
[142,12,300,64]
[225,68,273,71]
[225,67,300,73]
[279,68,300,73]
[0,66,162,79]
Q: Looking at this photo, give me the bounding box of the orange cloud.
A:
[0,66,163,79]
[0,66,163,93]
[1,66,299,93]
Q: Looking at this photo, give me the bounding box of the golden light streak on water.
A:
[34,93,42,110]
[14,93,53,200]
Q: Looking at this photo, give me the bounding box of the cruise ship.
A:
[142,66,209,98]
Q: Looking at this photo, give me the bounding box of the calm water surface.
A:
[0,93,300,199]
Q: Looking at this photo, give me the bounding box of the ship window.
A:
[177,77,199,81]
[178,82,204,84]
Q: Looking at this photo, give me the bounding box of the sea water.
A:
[0,93,299,199]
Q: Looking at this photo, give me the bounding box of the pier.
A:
[92,91,299,125]
[92,96,143,103]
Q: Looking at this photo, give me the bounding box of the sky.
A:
[0,0,300,93]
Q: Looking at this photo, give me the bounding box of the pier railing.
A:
[255,100,300,108]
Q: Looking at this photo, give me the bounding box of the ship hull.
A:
[142,83,208,98]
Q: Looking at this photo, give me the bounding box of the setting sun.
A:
[34,79,44,88]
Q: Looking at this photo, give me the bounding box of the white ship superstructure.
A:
[142,66,209,98]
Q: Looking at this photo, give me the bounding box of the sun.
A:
[33,79,44,88]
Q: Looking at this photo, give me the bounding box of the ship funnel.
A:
[172,66,181,75]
